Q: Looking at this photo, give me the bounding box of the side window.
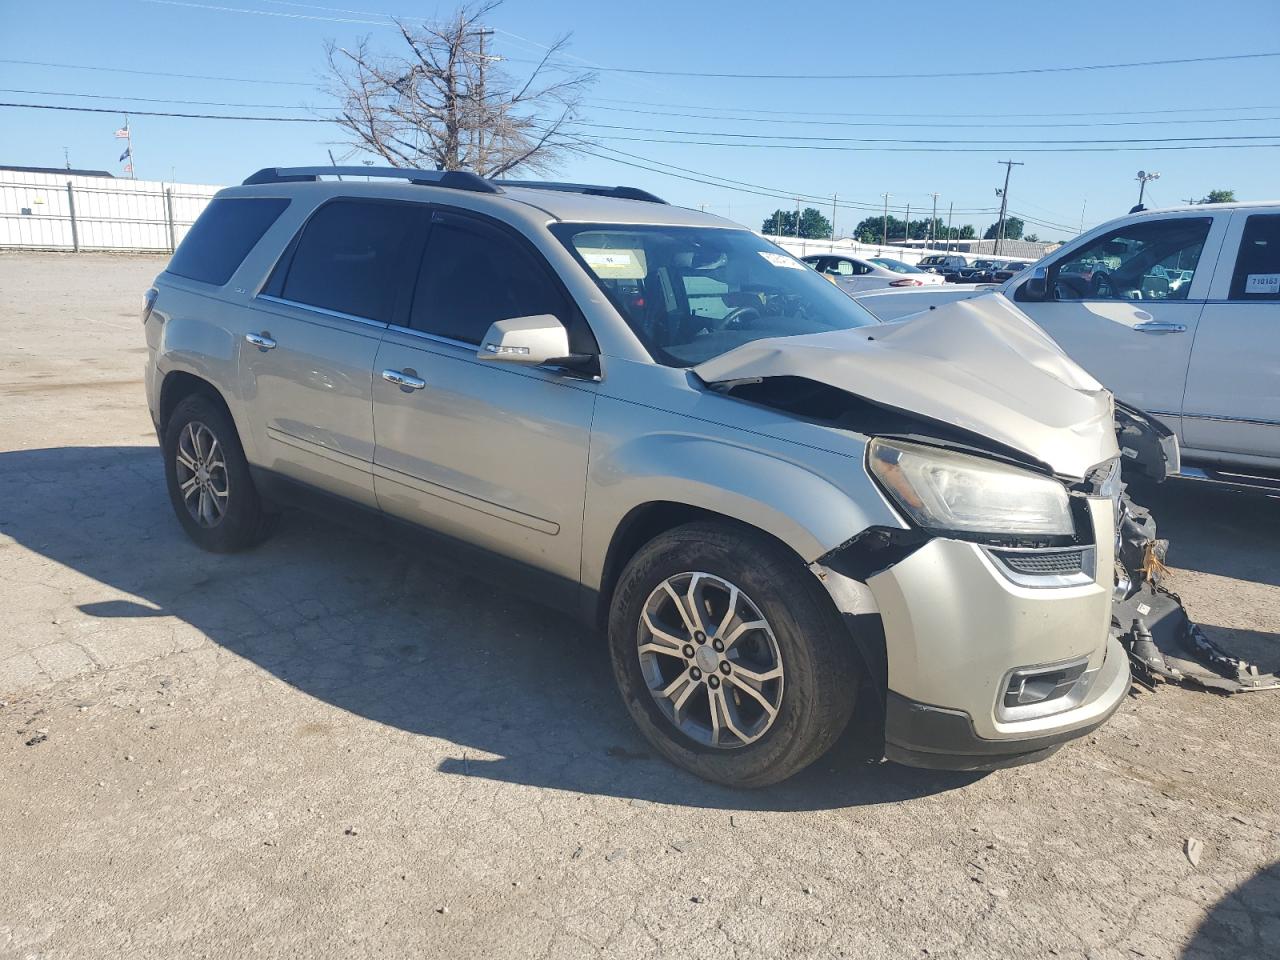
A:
[167,197,289,286]
[1053,217,1211,302]
[1229,214,1280,300]
[410,214,568,346]
[833,259,856,276]
[280,199,419,322]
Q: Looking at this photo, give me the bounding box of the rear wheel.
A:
[608,521,858,787]
[163,393,273,552]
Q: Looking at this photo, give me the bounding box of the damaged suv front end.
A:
[690,296,1134,771]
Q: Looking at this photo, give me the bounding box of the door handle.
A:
[244,332,277,350]
[381,368,426,390]
[1133,321,1186,335]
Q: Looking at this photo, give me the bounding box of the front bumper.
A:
[821,496,1129,769]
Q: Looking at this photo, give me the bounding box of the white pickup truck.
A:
[854,202,1280,489]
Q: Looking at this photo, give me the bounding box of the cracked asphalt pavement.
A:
[2,252,1278,960]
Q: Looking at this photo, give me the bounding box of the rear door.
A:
[1181,211,1280,462]
[241,198,424,507]
[1012,212,1229,440]
[370,208,598,589]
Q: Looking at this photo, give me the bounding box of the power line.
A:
[509,50,1280,81]
[0,87,321,111]
[0,101,329,121]
[586,103,1280,130]
[571,119,1280,146]
[0,58,313,86]
[586,96,1280,121]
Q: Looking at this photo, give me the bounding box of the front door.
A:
[239,198,423,507]
[1181,211,1280,463]
[371,209,598,588]
[1013,212,1228,440]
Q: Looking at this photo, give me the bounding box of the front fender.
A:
[581,410,901,593]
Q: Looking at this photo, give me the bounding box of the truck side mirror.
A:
[1019,266,1049,302]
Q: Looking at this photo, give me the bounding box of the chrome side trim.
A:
[384,322,477,352]
[371,462,560,535]
[1179,412,1280,427]
[256,294,388,330]
[265,427,372,471]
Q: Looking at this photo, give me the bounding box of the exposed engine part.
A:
[1112,492,1279,695]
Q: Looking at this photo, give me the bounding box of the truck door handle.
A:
[1133,321,1186,335]
[244,332,277,350]
[381,368,426,390]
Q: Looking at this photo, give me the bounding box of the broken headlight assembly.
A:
[867,438,1074,541]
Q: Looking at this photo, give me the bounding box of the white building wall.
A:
[0,171,221,251]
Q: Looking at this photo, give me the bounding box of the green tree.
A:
[798,207,832,239]
[955,224,977,240]
[1198,189,1236,204]
[983,217,1025,241]
[1024,233,1040,243]
[762,207,832,239]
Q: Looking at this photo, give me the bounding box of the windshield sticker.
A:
[757,251,806,270]
[1244,273,1280,295]
[579,248,647,279]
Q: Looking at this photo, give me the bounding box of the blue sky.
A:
[3,0,1278,239]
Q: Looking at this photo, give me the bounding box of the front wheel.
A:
[608,521,859,788]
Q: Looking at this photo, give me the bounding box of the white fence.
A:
[0,171,221,252]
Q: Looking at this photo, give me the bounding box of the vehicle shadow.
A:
[0,445,980,812]
[1181,859,1279,958]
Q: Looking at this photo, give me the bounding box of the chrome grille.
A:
[997,549,1088,576]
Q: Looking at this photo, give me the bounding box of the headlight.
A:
[868,439,1073,537]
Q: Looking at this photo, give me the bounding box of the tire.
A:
[162,393,274,552]
[608,520,858,788]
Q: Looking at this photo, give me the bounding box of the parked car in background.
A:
[854,201,1280,490]
[993,261,1032,283]
[801,254,944,294]
[917,254,968,275]
[947,259,1004,283]
[969,260,1013,284]
[143,165,1133,786]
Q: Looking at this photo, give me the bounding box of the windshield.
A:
[870,257,923,274]
[552,224,879,366]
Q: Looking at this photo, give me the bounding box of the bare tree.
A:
[323,1,593,177]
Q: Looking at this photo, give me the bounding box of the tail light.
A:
[142,287,158,324]
[889,278,924,287]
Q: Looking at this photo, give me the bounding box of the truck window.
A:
[1229,214,1280,300]
[1053,218,1211,302]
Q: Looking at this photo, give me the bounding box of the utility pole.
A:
[774,209,782,236]
[881,193,891,252]
[831,193,837,241]
[1079,198,1088,234]
[472,26,496,173]
[794,198,801,238]
[928,192,939,251]
[994,159,1024,255]
[903,203,910,246]
[63,147,70,171]
[1135,170,1160,207]
[945,201,954,252]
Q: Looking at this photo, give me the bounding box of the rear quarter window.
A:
[166,197,290,286]
[1229,214,1280,300]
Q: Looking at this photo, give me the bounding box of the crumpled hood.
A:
[693,293,1119,479]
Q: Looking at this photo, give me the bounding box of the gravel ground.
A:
[2,251,1278,960]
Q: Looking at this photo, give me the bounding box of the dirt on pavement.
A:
[1,251,1278,960]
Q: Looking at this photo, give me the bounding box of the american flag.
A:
[114,125,130,139]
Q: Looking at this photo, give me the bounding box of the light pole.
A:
[993,159,1024,256]
[881,193,891,252]
[1136,170,1160,207]
[928,192,939,251]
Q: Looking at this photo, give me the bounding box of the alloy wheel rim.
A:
[175,421,229,528]
[636,572,784,749]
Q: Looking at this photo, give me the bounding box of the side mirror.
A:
[477,314,570,365]
[1019,266,1049,302]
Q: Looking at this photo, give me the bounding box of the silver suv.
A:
[143,166,1130,786]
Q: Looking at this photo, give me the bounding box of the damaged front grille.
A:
[995,549,1088,576]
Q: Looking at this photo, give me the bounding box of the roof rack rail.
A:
[490,180,667,205]
[241,166,502,194]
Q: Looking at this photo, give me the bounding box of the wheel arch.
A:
[158,370,235,435]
